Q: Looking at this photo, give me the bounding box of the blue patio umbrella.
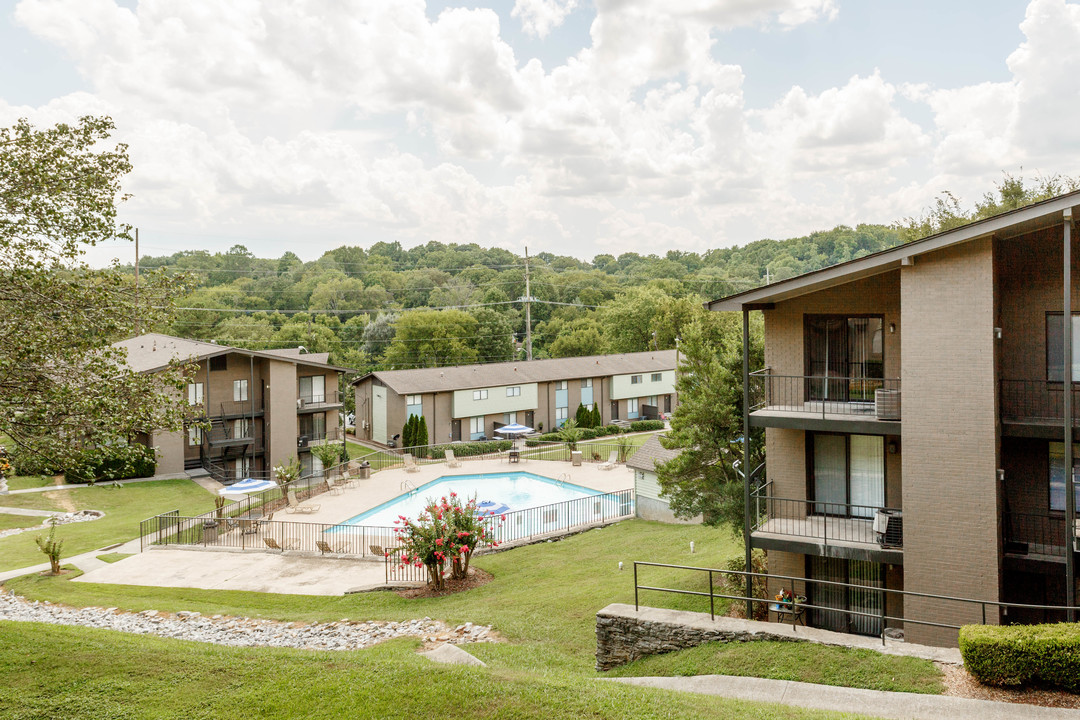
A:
[495,423,533,435]
[218,478,277,495]
[476,500,511,515]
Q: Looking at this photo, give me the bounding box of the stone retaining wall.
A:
[596,603,803,671]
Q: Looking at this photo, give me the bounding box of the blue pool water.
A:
[341,472,601,527]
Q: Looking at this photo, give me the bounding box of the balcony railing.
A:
[1000,379,1080,426]
[1004,511,1080,557]
[749,370,901,421]
[752,484,903,549]
[298,426,343,449]
[297,390,342,410]
[187,399,264,419]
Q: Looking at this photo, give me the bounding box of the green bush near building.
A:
[959,622,1080,691]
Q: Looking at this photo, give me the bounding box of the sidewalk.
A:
[607,675,1080,719]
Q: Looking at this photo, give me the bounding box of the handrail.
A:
[633,561,1080,642]
[749,490,902,547]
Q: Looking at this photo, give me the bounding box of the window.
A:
[299,375,325,403]
[300,412,326,441]
[187,382,204,406]
[406,395,423,419]
[233,379,248,402]
[209,355,227,372]
[581,378,592,389]
[555,381,567,391]
[631,375,642,385]
[805,315,884,401]
[808,557,883,636]
[473,389,489,401]
[810,433,884,518]
[651,373,663,382]
[504,412,516,425]
[187,426,202,446]
[1049,442,1080,511]
[627,398,639,418]
[406,394,421,405]
[555,407,568,425]
[470,416,485,439]
[234,456,250,480]
[1046,313,1080,382]
[506,386,521,397]
[234,418,251,438]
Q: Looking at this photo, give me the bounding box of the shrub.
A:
[536,432,562,443]
[428,440,512,459]
[579,428,598,440]
[603,425,621,436]
[722,549,768,621]
[35,523,64,575]
[630,419,665,432]
[959,623,1080,691]
[393,493,501,589]
[66,441,157,483]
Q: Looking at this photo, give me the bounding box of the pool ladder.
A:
[557,473,570,486]
[401,478,418,495]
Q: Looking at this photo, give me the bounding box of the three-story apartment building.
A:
[708,192,1080,646]
[117,334,352,483]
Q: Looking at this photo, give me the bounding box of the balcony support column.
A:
[1065,210,1075,620]
[742,306,753,618]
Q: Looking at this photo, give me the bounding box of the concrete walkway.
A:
[0,506,63,517]
[2,472,197,495]
[607,675,1080,719]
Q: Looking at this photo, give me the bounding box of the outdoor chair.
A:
[402,453,421,473]
[286,490,321,514]
[598,451,618,470]
[316,540,351,555]
[342,474,359,489]
[370,544,398,557]
[225,518,241,532]
[445,448,462,468]
[325,477,345,495]
[263,537,299,551]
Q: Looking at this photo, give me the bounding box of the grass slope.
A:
[608,640,944,694]
[0,622,871,720]
[0,479,216,571]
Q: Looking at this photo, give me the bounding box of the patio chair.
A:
[316,540,351,555]
[598,451,618,471]
[445,448,462,468]
[325,477,345,495]
[286,490,321,514]
[370,544,398,557]
[403,453,421,473]
[225,518,241,532]
[263,537,299,551]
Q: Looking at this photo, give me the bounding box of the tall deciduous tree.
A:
[382,310,479,369]
[0,116,193,474]
[655,316,763,531]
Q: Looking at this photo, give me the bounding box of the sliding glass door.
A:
[806,315,884,402]
[812,433,884,517]
[808,557,884,636]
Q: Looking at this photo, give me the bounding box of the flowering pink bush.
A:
[393,492,502,589]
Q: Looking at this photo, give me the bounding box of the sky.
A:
[1,0,1077,266]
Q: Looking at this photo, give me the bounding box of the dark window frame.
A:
[802,313,885,378]
[806,431,887,517]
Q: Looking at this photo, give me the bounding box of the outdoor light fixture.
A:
[888,323,896,334]
[690,541,695,554]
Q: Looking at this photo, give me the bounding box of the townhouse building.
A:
[708,192,1080,646]
[116,334,351,483]
[352,351,677,446]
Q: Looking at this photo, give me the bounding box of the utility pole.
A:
[134,227,140,334]
[524,247,533,361]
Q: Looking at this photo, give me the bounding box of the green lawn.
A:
[95,552,132,564]
[0,479,217,572]
[3,474,62,492]
[608,640,944,694]
[0,515,43,533]
[0,623,870,720]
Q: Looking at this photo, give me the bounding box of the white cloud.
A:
[512,0,578,38]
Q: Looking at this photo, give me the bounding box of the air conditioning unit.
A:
[875,389,901,421]
[873,509,903,548]
[297,398,305,409]
[297,435,309,449]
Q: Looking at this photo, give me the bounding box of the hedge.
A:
[427,440,512,459]
[66,442,157,484]
[959,623,1080,691]
[630,419,665,432]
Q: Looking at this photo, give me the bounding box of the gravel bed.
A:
[0,589,495,651]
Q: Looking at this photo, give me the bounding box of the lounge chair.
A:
[285,490,321,514]
[225,518,241,532]
[325,477,345,495]
[264,537,300,551]
[445,448,462,468]
[370,544,398,557]
[402,453,421,473]
[316,540,351,555]
[598,451,618,471]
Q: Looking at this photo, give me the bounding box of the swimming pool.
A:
[341,472,602,527]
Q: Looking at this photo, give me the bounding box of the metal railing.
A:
[749,369,900,420]
[482,489,635,545]
[298,390,342,409]
[1004,511,1080,556]
[298,426,343,448]
[632,561,1080,643]
[1000,379,1080,425]
[751,483,902,548]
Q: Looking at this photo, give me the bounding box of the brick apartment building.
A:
[352,351,677,447]
[708,192,1080,646]
[116,334,352,483]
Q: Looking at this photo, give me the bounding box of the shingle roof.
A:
[626,434,681,472]
[353,350,678,394]
[114,333,351,374]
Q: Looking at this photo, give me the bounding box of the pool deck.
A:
[71,457,635,596]
[296,457,635,526]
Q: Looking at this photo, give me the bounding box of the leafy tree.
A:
[383,310,479,369]
[557,419,583,451]
[416,414,429,456]
[575,403,589,428]
[548,317,605,358]
[0,116,193,474]
[655,316,763,532]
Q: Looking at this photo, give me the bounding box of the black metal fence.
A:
[749,370,901,419]
[483,489,635,545]
[632,561,1080,643]
[1004,511,1080,556]
[751,482,902,547]
[1000,379,1080,424]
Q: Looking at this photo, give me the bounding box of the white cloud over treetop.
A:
[5,0,1080,260]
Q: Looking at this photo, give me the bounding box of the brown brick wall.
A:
[901,237,1000,646]
[1002,437,1050,516]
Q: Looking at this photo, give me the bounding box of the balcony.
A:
[297,390,342,413]
[186,398,264,420]
[1004,511,1080,563]
[297,426,343,450]
[750,486,904,563]
[1000,380,1080,438]
[748,370,901,434]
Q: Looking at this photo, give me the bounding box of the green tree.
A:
[655,316,763,531]
[416,415,429,456]
[548,317,605,358]
[383,310,479,368]
[0,116,193,474]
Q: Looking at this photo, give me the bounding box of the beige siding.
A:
[901,238,1000,646]
[152,429,185,475]
[266,359,298,470]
